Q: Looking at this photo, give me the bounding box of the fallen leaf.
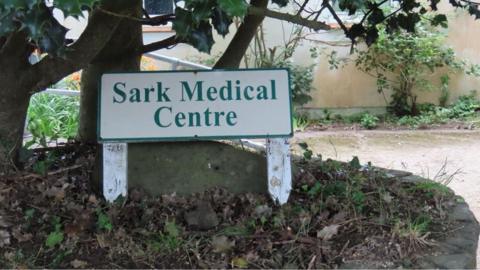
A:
[211,235,234,253]
[12,227,33,242]
[71,259,88,268]
[254,205,272,218]
[231,257,248,268]
[0,230,11,247]
[317,224,340,240]
[382,192,393,203]
[0,216,11,228]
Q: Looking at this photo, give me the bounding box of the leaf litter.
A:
[0,143,461,268]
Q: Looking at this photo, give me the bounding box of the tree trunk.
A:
[214,0,268,68]
[0,86,30,173]
[78,0,143,143]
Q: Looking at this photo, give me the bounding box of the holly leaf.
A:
[271,0,289,7]
[218,0,247,17]
[338,0,365,15]
[173,8,193,39]
[367,6,384,25]
[189,22,214,53]
[346,23,365,41]
[397,13,420,32]
[54,0,83,18]
[212,7,232,36]
[468,4,480,19]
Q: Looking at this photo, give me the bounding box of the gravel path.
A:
[293,129,480,265]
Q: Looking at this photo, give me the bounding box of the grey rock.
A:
[384,169,412,178]
[422,253,476,269]
[184,201,219,230]
[399,175,428,183]
[449,203,477,222]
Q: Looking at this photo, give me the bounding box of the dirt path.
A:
[293,129,480,265]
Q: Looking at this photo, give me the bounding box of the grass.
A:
[26,92,79,148]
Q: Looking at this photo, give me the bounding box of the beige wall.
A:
[306,6,480,112]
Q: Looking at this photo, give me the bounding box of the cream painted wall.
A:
[54,2,480,112]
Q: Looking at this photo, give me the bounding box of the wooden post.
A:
[266,138,292,205]
[103,143,128,202]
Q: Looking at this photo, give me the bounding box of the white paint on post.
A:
[103,143,128,202]
[267,138,292,205]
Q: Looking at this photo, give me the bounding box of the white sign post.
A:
[99,69,293,204]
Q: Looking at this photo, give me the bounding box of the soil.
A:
[292,129,480,266]
[0,143,463,268]
[305,119,477,132]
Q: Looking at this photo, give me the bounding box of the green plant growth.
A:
[149,220,182,252]
[96,209,113,232]
[355,23,480,116]
[360,113,379,129]
[45,216,64,248]
[26,93,79,148]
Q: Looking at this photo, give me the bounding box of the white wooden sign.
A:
[99,69,292,141]
[99,69,292,204]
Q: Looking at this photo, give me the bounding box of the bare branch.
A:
[140,35,179,53]
[248,6,331,31]
[322,1,349,35]
[98,7,174,26]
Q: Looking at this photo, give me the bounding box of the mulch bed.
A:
[0,143,460,268]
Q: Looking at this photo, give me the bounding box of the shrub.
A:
[360,113,379,129]
[355,22,479,117]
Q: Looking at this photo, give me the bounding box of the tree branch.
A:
[248,6,331,31]
[22,7,123,93]
[98,7,175,25]
[140,35,179,53]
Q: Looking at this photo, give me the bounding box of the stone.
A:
[384,169,412,178]
[399,175,428,183]
[127,141,268,195]
[184,201,219,230]
[422,253,476,269]
[449,203,477,222]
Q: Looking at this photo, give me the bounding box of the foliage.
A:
[96,209,113,231]
[360,113,379,129]
[245,25,314,106]
[293,115,310,132]
[0,0,96,55]
[355,22,480,116]
[45,217,64,248]
[26,93,79,148]
[396,93,480,128]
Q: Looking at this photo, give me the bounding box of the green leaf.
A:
[173,8,193,39]
[217,0,247,17]
[45,231,64,248]
[271,0,288,7]
[431,14,448,27]
[190,22,214,53]
[212,7,232,36]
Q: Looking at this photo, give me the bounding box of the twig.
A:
[307,255,317,269]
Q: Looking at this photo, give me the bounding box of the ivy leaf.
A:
[217,0,247,17]
[212,7,232,36]
[431,14,448,27]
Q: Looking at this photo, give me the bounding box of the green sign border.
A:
[97,68,293,143]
